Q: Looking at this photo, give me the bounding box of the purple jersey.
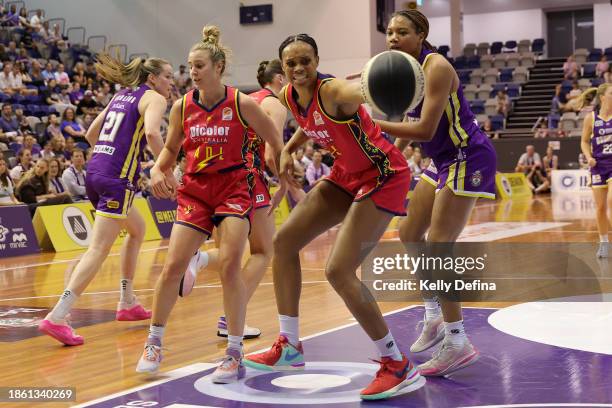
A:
[591,110,612,163]
[405,49,490,166]
[87,84,151,183]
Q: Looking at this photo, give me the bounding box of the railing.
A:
[128,52,149,61]
[66,26,86,46]
[87,35,107,54]
[5,1,24,12]
[47,18,66,37]
[107,44,127,63]
[27,8,44,18]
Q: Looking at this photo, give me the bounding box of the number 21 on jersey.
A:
[603,144,612,154]
[99,111,126,142]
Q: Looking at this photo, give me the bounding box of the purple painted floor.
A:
[83,307,612,407]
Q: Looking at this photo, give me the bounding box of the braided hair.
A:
[392,9,436,51]
[278,34,319,60]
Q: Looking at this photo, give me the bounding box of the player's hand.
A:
[150,166,174,199]
[588,157,597,167]
[268,177,288,216]
[279,149,300,189]
[345,72,361,80]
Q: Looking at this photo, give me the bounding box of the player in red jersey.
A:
[244,34,424,400]
[136,26,284,384]
[179,60,289,341]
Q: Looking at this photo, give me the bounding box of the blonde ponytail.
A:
[95,53,169,87]
[190,25,231,75]
[578,83,612,111]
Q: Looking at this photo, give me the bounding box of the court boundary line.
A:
[74,305,424,407]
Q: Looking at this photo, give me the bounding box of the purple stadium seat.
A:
[588,48,603,62]
[582,63,597,78]
[532,38,545,53]
[507,83,520,98]
[490,114,504,130]
[504,40,517,52]
[454,56,467,70]
[490,42,503,55]
[467,55,481,69]
[548,114,560,129]
[499,68,514,82]
[470,99,485,114]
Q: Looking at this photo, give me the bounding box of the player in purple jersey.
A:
[38,54,174,346]
[580,83,612,257]
[375,10,497,376]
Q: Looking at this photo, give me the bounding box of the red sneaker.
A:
[116,303,152,321]
[244,334,305,371]
[360,354,424,400]
[38,318,84,346]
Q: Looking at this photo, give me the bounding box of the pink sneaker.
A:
[417,339,479,376]
[38,318,84,346]
[116,303,152,321]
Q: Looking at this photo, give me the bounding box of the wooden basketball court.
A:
[1,193,611,407]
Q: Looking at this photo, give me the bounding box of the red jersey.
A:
[284,75,406,175]
[182,86,249,174]
[246,87,276,172]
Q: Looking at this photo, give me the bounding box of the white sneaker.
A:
[410,316,445,353]
[217,316,261,339]
[180,251,201,297]
[417,337,479,376]
[597,242,609,258]
[136,344,163,373]
[210,348,246,384]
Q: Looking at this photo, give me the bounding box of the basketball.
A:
[361,50,425,119]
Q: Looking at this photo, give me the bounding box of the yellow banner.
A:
[495,172,531,200]
[32,198,161,252]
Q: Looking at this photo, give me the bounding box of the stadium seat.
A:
[506,83,521,98]
[470,68,484,85]
[588,48,603,62]
[532,38,545,54]
[517,39,531,53]
[454,56,467,70]
[504,40,517,52]
[493,55,506,69]
[591,78,604,87]
[438,45,450,57]
[506,53,520,68]
[476,42,490,56]
[490,114,504,130]
[513,66,529,83]
[470,99,485,114]
[574,48,589,65]
[561,80,574,94]
[582,63,597,78]
[485,98,498,116]
[463,43,477,57]
[605,47,612,60]
[458,70,471,83]
[499,68,514,82]
[519,52,535,67]
[484,68,499,84]
[490,41,503,55]
[578,78,592,91]
[463,84,478,101]
[477,84,493,100]
[476,114,489,125]
[480,54,494,70]
[467,55,481,69]
[548,114,560,129]
[559,112,577,131]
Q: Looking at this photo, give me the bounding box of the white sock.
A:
[228,335,243,353]
[374,331,403,361]
[423,297,441,320]
[197,250,209,270]
[445,320,467,346]
[119,279,134,304]
[600,235,609,243]
[49,289,78,321]
[279,314,299,344]
[147,324,165,345]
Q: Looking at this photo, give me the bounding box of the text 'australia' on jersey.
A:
[87,85,150,183]
[182,86,250,174]
[285,75,404,176]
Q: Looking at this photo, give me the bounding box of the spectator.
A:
[305,150,330,186]
[481,118,499,138]
[0,157,20,205]
[81,113,95,130]
[9,62,36,95]
[6,41,17,60]
[496,90,510,117]
[22,135,40,158]
[18,7,32,29]
[40,141,55,160]
[84,62,97,83]
[402,145,414,162]
[47,157,66,194]
[542,145,559,172]
[534,119,549,138]
[516,144,542,173]
[304,143,314,164]
[0,104,19,134]
[45,114,63,142]
[605,65,612,84]
[41,62,54,82]
[596,55,609,79]
[15,158,71,214]
[63,136,75,161]
[50,135,65,157]
[173,64,189,90]
[15,107,31,134]
[76,90,100,116]
[291,149,307,185]
[60,108,87,143]
[551,84,566,115]
[0,62,15,94]
[9,147,32,182]
[54,63,69,85]
[294,146,310,169]
[61,148,86,200]
[94,81,112,107]
[567,81,582,100]
[408,150,424,176]
[173,155,186,184]
[71,62,86,86]
[563,54,579,80]
[29,9,43,30]
[69,82,84,105]
[28,60,45,87]
[41,78,75,114]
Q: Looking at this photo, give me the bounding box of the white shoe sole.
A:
[217,328,261,339]
[410,325,445,353]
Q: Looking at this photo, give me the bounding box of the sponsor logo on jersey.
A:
[313,111,324,126]
[255,194,265,203]
[107,200,120,209]
[471,170,483,187]
[227,203,243,212]
[222,107,233,121]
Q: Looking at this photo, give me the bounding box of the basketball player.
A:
[244,34,424,400]
[580,83,612,257]
[38,55,173,345]
[375,10,497,376]
[136,26,285,384]
[180,60,289,341]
